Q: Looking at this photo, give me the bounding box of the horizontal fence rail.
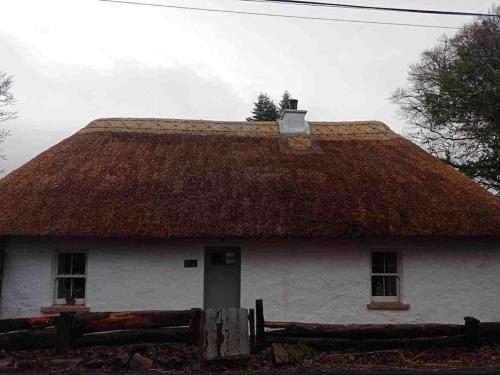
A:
[0,309,198,352]
[254,299,500,351]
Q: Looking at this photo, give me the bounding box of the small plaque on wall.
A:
[184,259,198,268]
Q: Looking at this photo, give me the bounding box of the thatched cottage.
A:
[0,104,499,323]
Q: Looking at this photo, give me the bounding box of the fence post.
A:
[197,310,206,367]
[56,312,74,353]
[189,308,206,368]
[255,299,265,351]
[189,308,205,365]
[464,316,480,348]
[190,308,202,345]
[249,308,256,354]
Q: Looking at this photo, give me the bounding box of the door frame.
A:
[203,246,241,309]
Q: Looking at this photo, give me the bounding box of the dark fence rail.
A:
[0,316,57,333]
[0,309,199,352]
[254,299,500,351]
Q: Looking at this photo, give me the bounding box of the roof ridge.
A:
[85,118,276,127]
[85,117,390,126]
[78,118,399,141]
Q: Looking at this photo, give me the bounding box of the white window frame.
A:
[53,250,88,305]
[370,250,401,303]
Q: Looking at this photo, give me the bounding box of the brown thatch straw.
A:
[0,118,498,239]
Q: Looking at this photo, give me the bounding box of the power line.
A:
[97,0,461,30]
[237,0,498,18]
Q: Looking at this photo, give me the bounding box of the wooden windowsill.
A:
[41,305,90,314]
[367,302,410,311]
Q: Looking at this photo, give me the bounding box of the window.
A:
[55,251,86,304]
[211,251,237,265]
[371,251,399,302]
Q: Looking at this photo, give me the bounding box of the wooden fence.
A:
[254,299,500,351]
[1,300,499,356]
[0,309,200,352]
[0,307,256,361]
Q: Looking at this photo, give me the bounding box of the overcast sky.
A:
[0,0,495,174]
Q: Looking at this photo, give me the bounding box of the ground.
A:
[1,343,500,374]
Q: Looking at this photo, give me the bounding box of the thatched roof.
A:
[0,118,498,238]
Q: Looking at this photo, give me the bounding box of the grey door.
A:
[204,247,241,309]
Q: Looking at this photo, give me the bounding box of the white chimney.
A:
[278,99,310,135]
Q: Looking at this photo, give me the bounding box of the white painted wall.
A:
[1,237,499,324]
[240,239,500,324]
[0,238,204,318]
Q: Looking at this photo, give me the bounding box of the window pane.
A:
[72,253,86,275]
[371,276,384,296]
[384,276,398,296]
[372,253,385,273]
[57,278,72,299]
[57,253,72,275]
[211,252,225,265]
[225,252,236,265]
[72,278,86,299]
[385,253,398,273]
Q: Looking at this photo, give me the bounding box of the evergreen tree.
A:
[247,93,279,121]
[279,90,292,112]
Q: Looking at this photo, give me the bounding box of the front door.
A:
[204,247,241,309]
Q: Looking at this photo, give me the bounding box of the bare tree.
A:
[391,7,500,195]
[0,72,16,169]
